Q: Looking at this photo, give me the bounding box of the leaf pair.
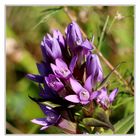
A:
[83,108,114,133]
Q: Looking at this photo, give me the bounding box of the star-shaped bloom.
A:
[51,56,77,80]
[96,87,118,110]
[65,76,100,105]
[45,74,64,92]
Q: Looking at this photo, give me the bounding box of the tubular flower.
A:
[86,54,104,87]
[65,76,100,105]
[66,21,93,55]
[53,29,66,49]
[51,56,77,80]
[96,87,118,110]
[31,104,61,130]
[45,74,64,91]
[41,33,62,60]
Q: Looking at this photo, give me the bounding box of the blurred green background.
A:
[6,6,134,134]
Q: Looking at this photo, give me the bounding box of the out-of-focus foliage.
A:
[6,6,134,134]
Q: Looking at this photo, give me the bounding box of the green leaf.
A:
[28,95,61,108]
[33,7,63,30]
[41,7,63,13]
[83,107,114,131]
[111,97,133,110]
[104,113,134,134]
[83,117,114,131]
[97,61,126,90]
[114,113,134,134]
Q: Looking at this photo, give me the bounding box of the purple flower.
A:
[96,87,118,110]
[86,54,103,87]
[45,74,64,91]
[26,61,52,83]
[41,34,62,60]
[51,56,77,79]
[66,21,93,55]
[31,104,61,130]
[65,76,100,105]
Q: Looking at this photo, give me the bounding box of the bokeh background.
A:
[6,6,134,134]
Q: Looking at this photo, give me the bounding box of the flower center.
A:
[79,89,90,101]
[59,68,71,78]
[49,82,57,88]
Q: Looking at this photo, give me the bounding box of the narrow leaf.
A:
[41,7,63,13]
[28,95,61,108]
[97,62,126,90]
[114,113,134,134]
[103,113,134,134]
[83,117,113,130]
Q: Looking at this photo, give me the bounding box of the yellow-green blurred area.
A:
[6,6,134,134]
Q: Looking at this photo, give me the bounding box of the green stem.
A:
[107,17,116,33]
[98,15,110,50]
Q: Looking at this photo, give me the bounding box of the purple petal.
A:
[81,39,93,50]
[26,74,44,83]
[86,54,96,77]
[90,91,101,100]
[84,75,93,92]
[53,29,65,48]
[47,33,53,40]
[86,54,103,86]
[72,21,83,43]
[66,21,83,52]
[51,38,62,59]
[109,88,118,103]
[65,95,80,103]
[51,62,71,79]
[96,88,110,109]
[70,78,83,94]
[36,61,52,76]
[80,100,90,105]
[50,63,59,75]
[31,118,47,126]
[69,55,78,72]
[39,104,56,116]
[36,63,46,76]
[55,58,68,68]
[45,75,64,91]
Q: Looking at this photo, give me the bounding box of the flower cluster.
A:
[27,21,118,132]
